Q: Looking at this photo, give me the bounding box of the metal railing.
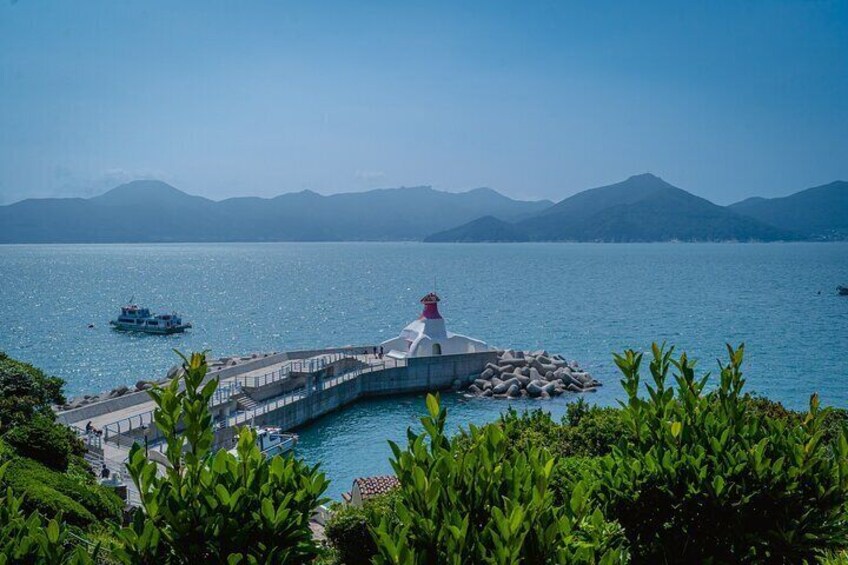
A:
[70,424,103,451]
[237,365,291,388]
[211,380,242,405]
[101,353,402,447]
[225,356,407,427]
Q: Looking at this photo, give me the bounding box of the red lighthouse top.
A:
[419,292,442,319]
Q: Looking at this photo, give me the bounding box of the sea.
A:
[1,242,846,498]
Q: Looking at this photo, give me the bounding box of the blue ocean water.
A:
[1,242,846,498]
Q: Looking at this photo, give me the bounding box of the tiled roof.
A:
[353,475,400,499]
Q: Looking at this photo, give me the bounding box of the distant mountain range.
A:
[426,174,848,242]
[729,181,848,240]
[1,175,845,243]
[0,181,552,243]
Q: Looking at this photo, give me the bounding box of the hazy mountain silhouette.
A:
[426,174,801,242]
[0,180,552,243]
[729,180,848,240]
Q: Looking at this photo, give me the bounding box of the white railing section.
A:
[100,352,403,447]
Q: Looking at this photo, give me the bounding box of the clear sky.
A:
[1,1,846,205]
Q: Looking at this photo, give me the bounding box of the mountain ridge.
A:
[0,181,553,243]
[426,174,831,242]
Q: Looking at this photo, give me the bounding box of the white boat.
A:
[228,427,298,458]
[109,304,191,334]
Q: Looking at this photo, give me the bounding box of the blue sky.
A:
[1,1,846,204]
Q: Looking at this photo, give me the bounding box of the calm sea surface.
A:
[1,242,846,498]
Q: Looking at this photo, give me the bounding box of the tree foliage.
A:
[0,352,65,429]
[114,351,329,564]
[372,393,628,564]
[597,343,848,564]
[3,413,83,472]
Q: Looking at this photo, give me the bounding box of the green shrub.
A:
[8,457,122,523]
[596,343,848,564]
[498,400,625,462]
[0,440,122,528]
[3,413,81,471]
[325,492,399,565]
[559,400,625,457]
[0,461,98,564]
[325,504,373,565]
[372,394,628,564]
[114,351,329,563]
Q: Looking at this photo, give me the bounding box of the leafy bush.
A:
[3,413,82,471]
[0,442,122,528]
[559,400,626,458]
[0,352,65,428]
[325,492,399,565]
[0,461,97,564]
[596,343,848,563]
[498,400,625,463]
[372,394,628,564]
[9,457,122,523]
[114,351,329,564]
[325,503,373,564]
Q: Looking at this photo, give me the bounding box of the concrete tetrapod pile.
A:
[466,349,601,399]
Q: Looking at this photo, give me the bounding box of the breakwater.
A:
[55,347,498,467]
[466,349,601,398]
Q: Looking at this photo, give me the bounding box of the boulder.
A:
[539,391,551,400]
[491,377,504,388]
[566,383,582,393]
[485,363,500,373]
[528,367,542,381]
[506,384,521,398]
[135,380,150,391]
[481,368,495,380]
[573,372,592,385]
[516,375,531,387]
[497,364,515,374]
[482,389,493,397]
[492,381,511,395]
[530,358,547,374]
[468,384,482,395]
[542,382,558,395]
[474,379,492,390]
[526,380,544,397]
[544,370,554,380]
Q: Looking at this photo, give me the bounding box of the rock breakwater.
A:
[465,349,600,399]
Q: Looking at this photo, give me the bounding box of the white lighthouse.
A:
[380,292,491,358]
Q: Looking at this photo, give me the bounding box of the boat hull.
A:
[109,321,192,334]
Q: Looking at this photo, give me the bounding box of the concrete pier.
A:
[57,346,497,472]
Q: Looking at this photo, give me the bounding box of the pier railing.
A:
[70,424,103,452]
[224,356,408,428]
[237,365,291,388]
[100,353,405,448]
[211,380,242,405]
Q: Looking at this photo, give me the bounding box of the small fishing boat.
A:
[109,303,191,334]
[228,427,298,458]
[839,285,848,296]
